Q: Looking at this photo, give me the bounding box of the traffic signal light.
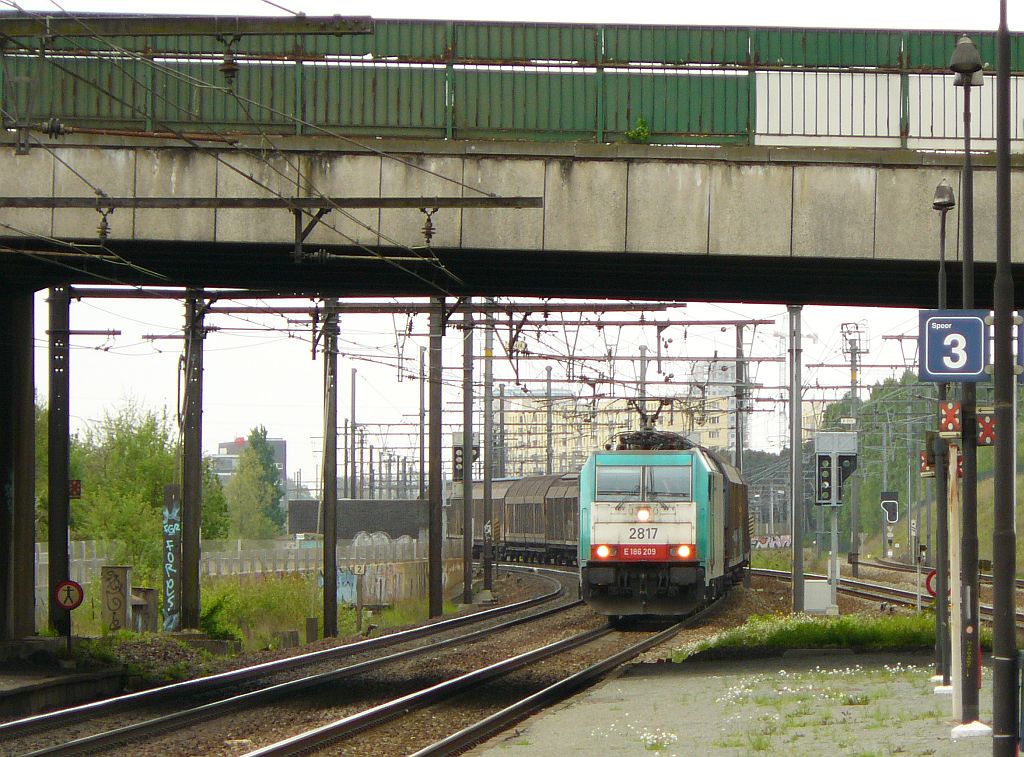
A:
[452,445,465,481]
[880,498,898,523]
[816,454,833,504]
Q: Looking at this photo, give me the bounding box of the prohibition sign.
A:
[54,579,84,611]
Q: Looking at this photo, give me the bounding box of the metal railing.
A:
[2,22,1023,149]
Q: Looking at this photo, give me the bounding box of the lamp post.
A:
[949,32,982,726]
[991,3,1016,753]
[931,179,954,687]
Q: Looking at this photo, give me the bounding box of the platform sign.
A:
[919,310,989,382]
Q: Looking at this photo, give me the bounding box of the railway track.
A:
[858,556,1024,591]
[6,565,969,756]
[2,567,576,755]
[753,567,1024,627]
[245,605,710,756]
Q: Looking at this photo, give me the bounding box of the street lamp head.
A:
[933,179,956,211]
[950,34,983,75]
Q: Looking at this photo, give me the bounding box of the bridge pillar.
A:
[0,288,36,639]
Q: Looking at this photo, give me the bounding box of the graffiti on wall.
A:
[751,535,792,549]
[162,485,182,631]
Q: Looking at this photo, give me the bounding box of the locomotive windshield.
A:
[647,466,691,499]
[595,464,692,501]
[595,466,641,501]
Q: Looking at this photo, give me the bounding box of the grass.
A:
[198,573,458,651]
[670,610,983,662]
[745,730,773,751]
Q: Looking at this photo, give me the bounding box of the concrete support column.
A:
[0,289,36,639]
[12,291,34,637]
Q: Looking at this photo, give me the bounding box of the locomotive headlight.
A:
[636,506,652,522]
[595,544,613,559]
[676,544,694,559]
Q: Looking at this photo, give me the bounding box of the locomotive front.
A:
[578,430,746,617]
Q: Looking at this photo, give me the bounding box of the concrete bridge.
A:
[2,135,1022,305]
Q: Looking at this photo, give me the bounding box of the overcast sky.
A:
[3,0,1017,29]
[18,0,1009,485]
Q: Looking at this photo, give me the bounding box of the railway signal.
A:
[815,454,832,504]
[880,491,899,523]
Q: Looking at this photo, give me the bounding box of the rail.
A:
[0,567,566,745]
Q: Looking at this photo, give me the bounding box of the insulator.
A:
[219,52,240,87]
[42,117,65,138]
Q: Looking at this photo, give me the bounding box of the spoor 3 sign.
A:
[918,309,990,382]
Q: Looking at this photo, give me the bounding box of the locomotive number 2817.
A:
[628,527,658,539]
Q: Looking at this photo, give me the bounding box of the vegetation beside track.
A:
[200,572,460,649]
[671,611,992,662]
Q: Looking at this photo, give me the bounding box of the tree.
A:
[224,444,279,539]
[247,426,285,530]
[201,460,230,539]
[72,403,178,585]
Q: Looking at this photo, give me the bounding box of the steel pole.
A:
[959,77,981,726]
[419,346,426,499]
[181,291,205,629]
[322,300,338,637]
[849,336,860,576]
[462,305,474,605]
[428,298,444,617]
[545,366,553,474]
[483,306,495,591]
[991,4,1017,750]
[498,384,506,478]
[47,286,71,636]
[735,325,744,471]
[789,305,804,613]
[350,369,357,499]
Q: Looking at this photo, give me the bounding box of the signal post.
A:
[813,432,857,613]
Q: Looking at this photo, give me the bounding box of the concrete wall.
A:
[2,138,1022,264]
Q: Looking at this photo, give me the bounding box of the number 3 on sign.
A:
[943,333,968,369]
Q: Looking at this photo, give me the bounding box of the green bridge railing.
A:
[2,20,1023,147]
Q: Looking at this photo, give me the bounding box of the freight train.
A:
[448,429,749,618]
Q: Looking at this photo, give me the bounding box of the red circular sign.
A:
[54,580,84,611]
[925,569,938,597]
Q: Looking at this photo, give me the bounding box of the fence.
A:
[33,532,449,627]
[2,22,1023,149]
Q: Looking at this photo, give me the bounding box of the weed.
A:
[746,730,773,752]
[625,117,650,143]
[843,693,872,705]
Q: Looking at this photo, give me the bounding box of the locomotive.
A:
[448,427,749,618]
[578,429,750,617]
